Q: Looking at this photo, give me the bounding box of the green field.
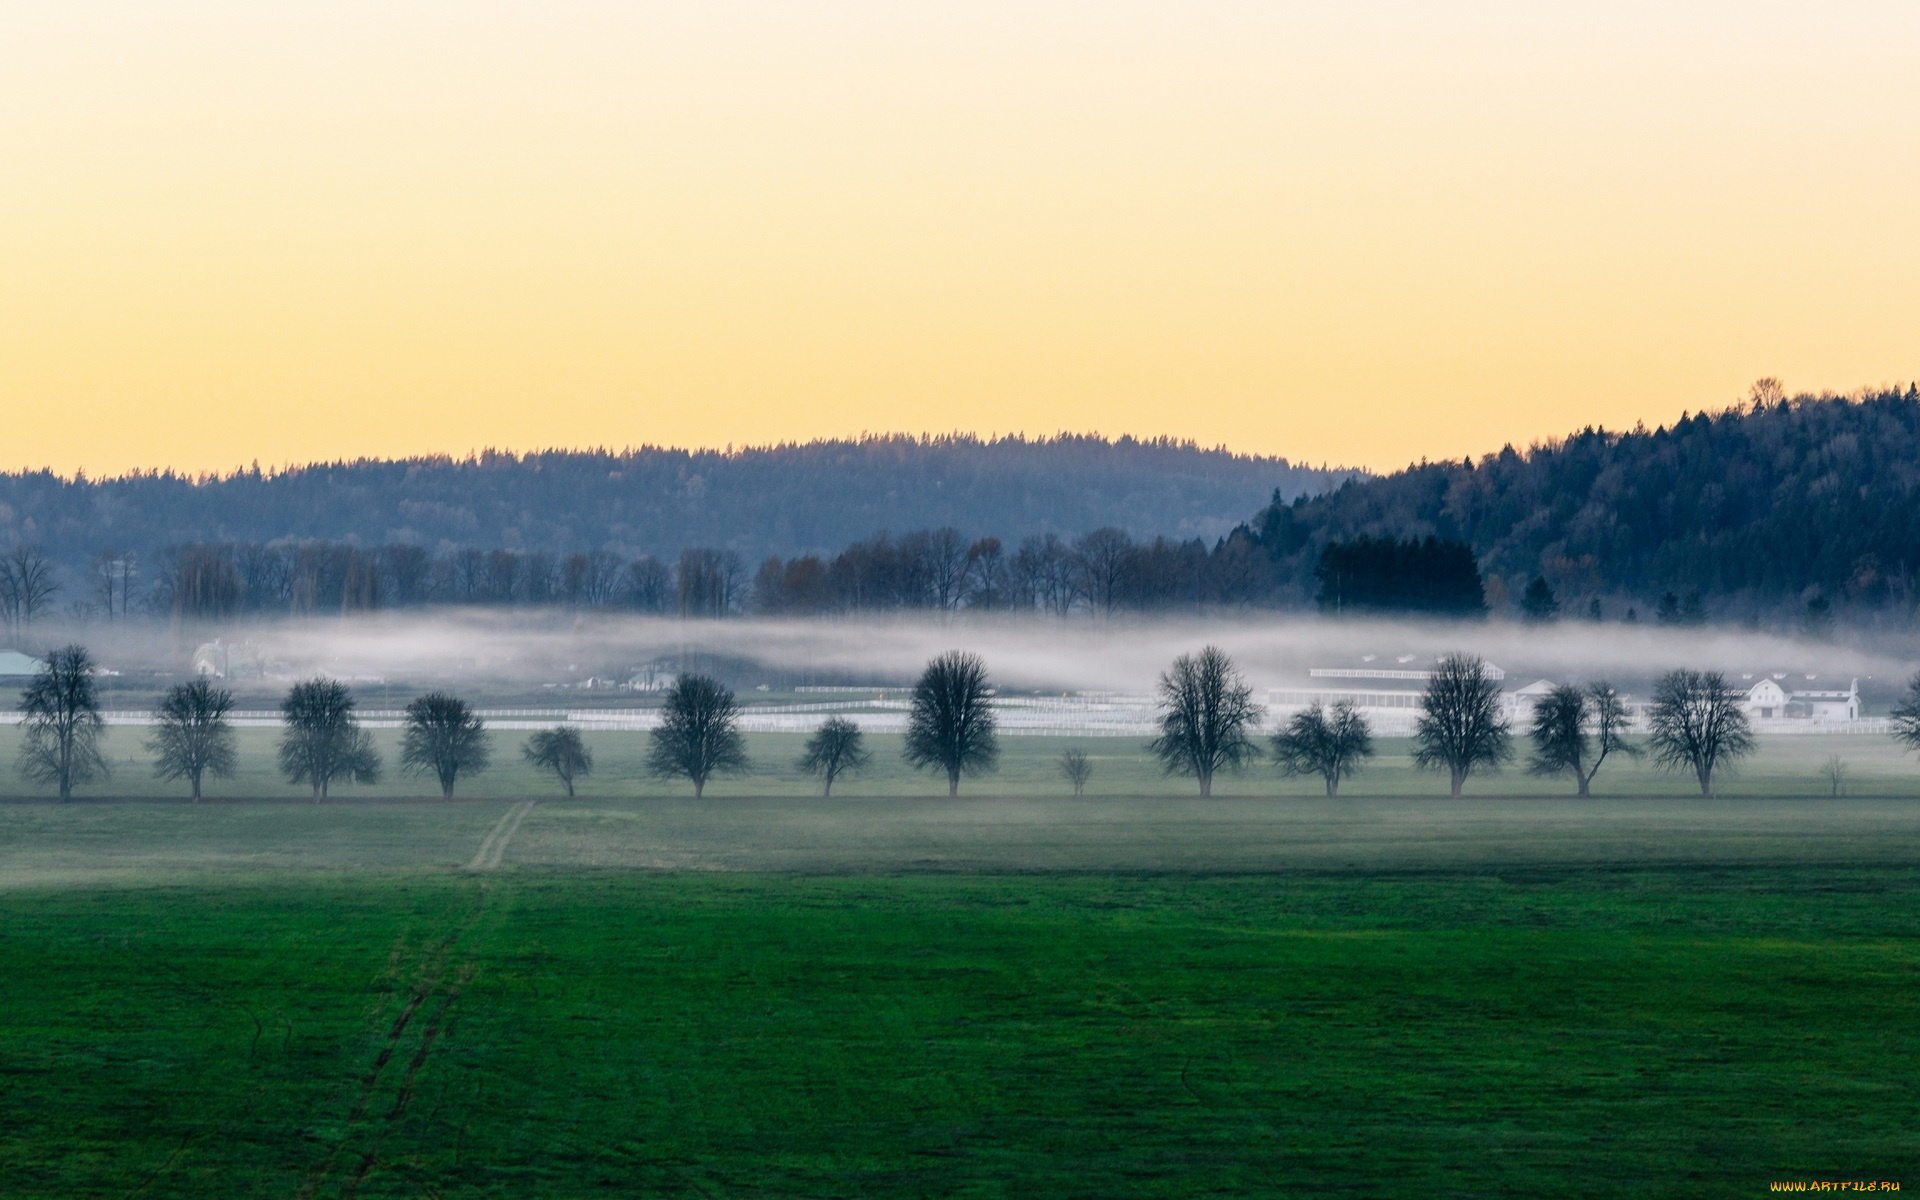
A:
[3,731,1918,1195]
[4,725,1919,803]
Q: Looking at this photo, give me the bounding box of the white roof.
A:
[0,650,43,677]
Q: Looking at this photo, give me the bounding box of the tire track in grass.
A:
[465,801,535,872]
[341,972,468,1200]
[301,892,488,1200]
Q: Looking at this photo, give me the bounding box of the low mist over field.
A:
[27,610,1911,703]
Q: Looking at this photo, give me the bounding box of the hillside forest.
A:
[2,384,1918,633]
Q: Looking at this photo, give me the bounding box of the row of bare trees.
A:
[21,644,1920,802]
[34,523,1274,626]
[8,646,591,802]
[751,527,1261,616]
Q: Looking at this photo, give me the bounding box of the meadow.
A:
[2,730,1918,1195]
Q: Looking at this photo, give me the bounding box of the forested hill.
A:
[1246,385,1920,613]
[0,435,1347,568]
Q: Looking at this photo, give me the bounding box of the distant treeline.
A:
[113,526,1307,620]
[6,524,1489,624]
[1243,382,1920,622]
[9,385,1920,629]
[0,433,1347,574]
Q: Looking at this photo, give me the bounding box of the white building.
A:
[1742,675,1860,722]
[0,650,43,678]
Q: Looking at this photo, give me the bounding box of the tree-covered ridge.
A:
[1249,385,1920,614]
[0,434,1349,570]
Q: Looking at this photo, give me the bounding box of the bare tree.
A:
[1147,646,1262,797]
[904,651,999,796]
[147,679,236,802]
[1074,528,1135,615]
[647,674,747,797]
[1819,754,1848,799]
[1059,747,1093,796]
[278,679,382,801]
[918,527,969,612]
[16,644,107,801]
[963,537,1007,610]
[1645,669,1755,797]
[1526,681,1636,797]
[523,726,593,797]
[522,552,560,605]
[798,716,869,796]
[92,548,138,623]
[676,549,745,618]
[1414,653,1512,798]
[382,544,432,606]
[563,549,627,609]
[1271,701,1374,796]
[624,556,673,613]
[0,545,59,640]
[401,692,491,799]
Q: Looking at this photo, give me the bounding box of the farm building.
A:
[0,650,43,678]
[1740,675,1860,722]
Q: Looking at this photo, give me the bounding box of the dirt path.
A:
[464,800,535,871]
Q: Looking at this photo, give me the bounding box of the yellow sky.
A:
[4,2,1917,477]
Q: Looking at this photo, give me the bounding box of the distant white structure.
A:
[192,640,229,678]
[1269,661,1518,735]
[1308,663,1508,682]
[0,650,43,678]
[1744,677,1788,718]
[1743,676,1859,722]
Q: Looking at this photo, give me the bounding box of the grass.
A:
[2,730,1917,1195]
[2,727,1918,802]
[1,868,1916,1197]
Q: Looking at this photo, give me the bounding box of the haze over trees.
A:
[1526,682,1635,797]
[147,678,237,802]
[278,679,381,801]
[15,644,107,801]
[400,692,491,800]
[1147,646,1262,798]
[1270,701,1374,797]
[903,652,1000,797]
[1646,670,1756,797]
[647,674,747,798]
[1413,654,1512,799]
[522,727,593,798]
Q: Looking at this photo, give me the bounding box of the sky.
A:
[3,1,1917,478]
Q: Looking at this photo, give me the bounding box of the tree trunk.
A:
[1576,772,1591,799]
[1450,768,1464,799]
[823,775,834,798]
[191,773,202,803]
[947,769,959,797]
[1325,776,1338,798]
[1697,767,1712,797]
[693,776,706,799]
[1199,772,1212,798]
[563,777,574,798]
